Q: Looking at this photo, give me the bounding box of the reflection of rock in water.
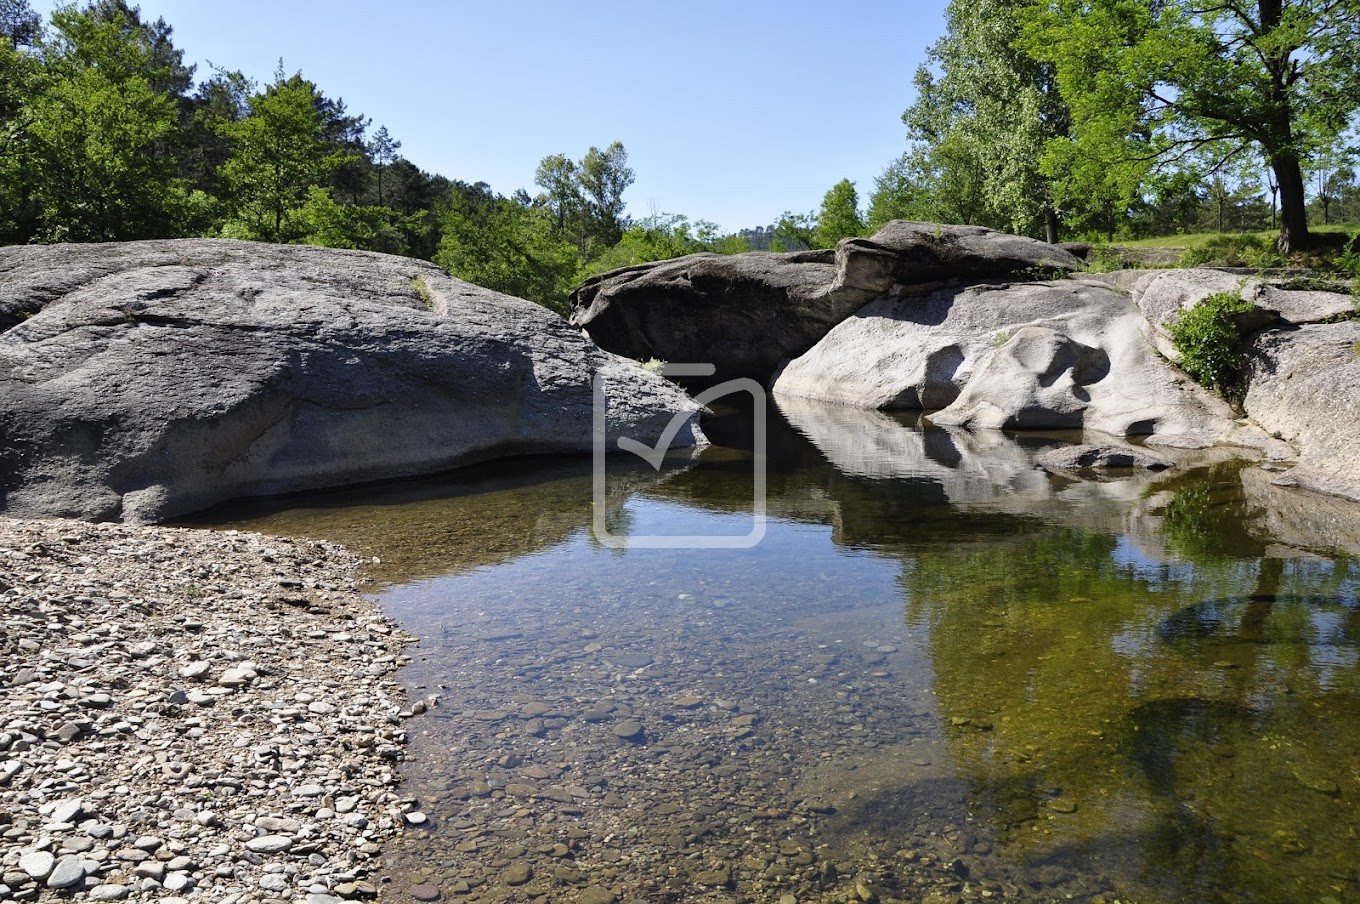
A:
[187,455,689,584]
[1159,595,1360,647]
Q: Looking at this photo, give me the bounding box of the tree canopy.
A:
[1022,0,1360,250]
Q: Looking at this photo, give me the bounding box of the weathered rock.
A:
[569,221,1082,384]
[1133,268,1354,360]
[1246,322,1360,502]
[1037,443,1175,474]
[569,249,849,384]
[774,279,1251,447]
[830,221,1081,299]
[0,239,704,523]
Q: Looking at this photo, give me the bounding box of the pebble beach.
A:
[0,518,415,903]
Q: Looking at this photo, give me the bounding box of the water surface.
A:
[205,398,1360,903]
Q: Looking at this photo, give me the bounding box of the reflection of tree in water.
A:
[898,467,1360,903]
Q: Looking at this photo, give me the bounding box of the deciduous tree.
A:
[1023,0,1360,251]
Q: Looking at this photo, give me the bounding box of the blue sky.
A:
[35,1,949,232]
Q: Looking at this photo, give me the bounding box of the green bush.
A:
[1168,289,1256,403]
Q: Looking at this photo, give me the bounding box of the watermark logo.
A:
[592,363,766,549]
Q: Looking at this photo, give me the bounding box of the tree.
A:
[1023,0,1360,251]
[17,4,191,241]
[578,141,634,248]
[366,124,399,206]
[533,152,582,240]
[867,141,993,230]
[813,178,865,247]
[904,0,1071,241]
[435,189,583,314]
[1,0,39,48]
[217,67,347,241]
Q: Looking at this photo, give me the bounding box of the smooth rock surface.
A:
[569,221,1082,384]
[774,279,1248,447]
[1132,268,1354,360]
[0,239,703,523]
[1246,321,1360,502]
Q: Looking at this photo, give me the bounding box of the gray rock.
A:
[1037,443,1175,474]
[45,856,86,889]
[49,798,84,825]
[88,884,131,901]
[244,834,293,853]
[1246,322,1360,502]
[18,850,55,880]
[569,221,1080,384]
[1132,268,1354,360]
[774,280,1247,448]
[0,239,703,523]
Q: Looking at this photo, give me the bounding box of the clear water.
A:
[203,397,1360,903]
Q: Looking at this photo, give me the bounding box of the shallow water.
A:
[204,398,1360,903]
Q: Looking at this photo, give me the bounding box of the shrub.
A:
[1177,233,1274,268]
[1168,290,1256,403]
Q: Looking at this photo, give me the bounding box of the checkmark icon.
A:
[592,364,768,549]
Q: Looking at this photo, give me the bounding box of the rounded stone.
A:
[45,856,86,889]
[408,884,441,901]
[612,721,645,741]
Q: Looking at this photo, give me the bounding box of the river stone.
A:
[45,856,85,889]
[0,239,704,523]
[407,884,440,901]
[18,850,55,880]
[1246,321,1360,502]
[775,279,1246,448]
[49,798,84,824]
[613,721,645,741]
[503,862,532,886]
[569,220,1080,384]
[88,885,131,901]
[244,834,293,853]
[575,889,617,904]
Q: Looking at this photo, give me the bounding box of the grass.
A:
[411,275,434,312]
[1111,223,1359,250]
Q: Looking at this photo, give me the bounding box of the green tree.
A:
[587,211,747,274]
[435,188,583,314]
[217,67,348,242]
[366,124,399,206]
[578,140,634,248]
[1023,0,1360,251]
[17,4,192,241]
[868,141,993,229]
[1,0,40,47]
[904,0,1071,241]
[533,152,582,240]
[813,178,865,247]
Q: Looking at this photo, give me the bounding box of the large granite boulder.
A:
[1132,268,1354,360]
[772,278,1269,448]
[0,239,704,523]
[1246,321,1360,502]
[568,221,1083,384]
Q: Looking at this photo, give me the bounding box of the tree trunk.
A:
[1042,203,1059,244]
[1272,153,1310,253]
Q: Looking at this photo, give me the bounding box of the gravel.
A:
[0,517,416,902]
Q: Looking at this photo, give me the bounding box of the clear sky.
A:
[34,1,949,232]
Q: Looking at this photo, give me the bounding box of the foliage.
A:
[904,0,1070,241]
[1167,289,1256,402]
[1022,0,1360,252]
[1178,234,1279,269]
[435,189,583,315]
[289,185,407,255]
[14,5,195,242]
[587,212,746,275]
[812,178,865,248]
[578,141,634,249]
[217,68,350,242]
